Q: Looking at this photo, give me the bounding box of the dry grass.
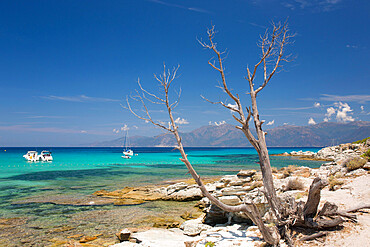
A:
[328,175,345,191]
[284,177,305,191]
[280,165,299,178]
[344,157,367,171]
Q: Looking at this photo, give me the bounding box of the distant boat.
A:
[122,129,135,158]
[23,150,53,162]
[39,150,53,162]
[23,151,39,162]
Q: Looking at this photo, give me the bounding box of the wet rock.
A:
[79,235,98,243]
[47,225,75,233]
[113,198,146,206]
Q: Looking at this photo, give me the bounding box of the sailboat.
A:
[122,129,134,159]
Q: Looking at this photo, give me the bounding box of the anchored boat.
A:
[23,150,53,162]
[122,129,134,159]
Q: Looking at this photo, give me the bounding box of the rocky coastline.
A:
[2,141,369,246]
[103,140,369,247]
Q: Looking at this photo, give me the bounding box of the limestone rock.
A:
[237,170,256,178]
[218,195,241,206]
[116,229,131,242]
[180,217,212,236]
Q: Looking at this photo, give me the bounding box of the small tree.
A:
[127,22,369,246]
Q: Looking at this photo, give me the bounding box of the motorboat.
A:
[39,150,53,161]
[23,151,39,162]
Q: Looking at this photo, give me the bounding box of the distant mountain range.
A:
[91,121,370,147]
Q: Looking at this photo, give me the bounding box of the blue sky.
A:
[0,0,369,146]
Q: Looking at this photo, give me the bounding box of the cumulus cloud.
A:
[314,102,321,107]
[80,130,87,133]
[308,117,316,125]
[227,103,238,112]
[323,102,355,123]
[121,124,130,131]
[335,102,354,122]
[209,121,226,126]
[113,124,130,134]
[215,121,226,126]
[174,117,189,125]
[266,120,275,126]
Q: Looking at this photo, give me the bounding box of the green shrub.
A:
[361,149,370,161]
[353,137,370,144]
[344,156,367,171]
[205,242,215,247]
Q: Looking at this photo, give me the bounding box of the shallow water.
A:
[0,147,322,246]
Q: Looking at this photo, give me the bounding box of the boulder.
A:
[116,229,131,242]
[165,186,203,201]
[166,182,188,195]
[218,196,241,206]
[237,170,256,178]
[220,186,247,196]
[180,217,212,236]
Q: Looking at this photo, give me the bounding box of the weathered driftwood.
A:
[299,232,327,241]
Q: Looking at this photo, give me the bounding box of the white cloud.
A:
[266,120,275,126]
[314,102,321,107]
[325,107,336,118]
[335,102,354,122]
[214,121,226,126]
[283,123,289,126]
[319,94,370,103]
[323,102,355,122]
[227,103,238,112]
[308,117,316,125]
[360,106,364,111]
[81,130,87,133]
[281,0,342,11]
[121,124,130,131]
[42,94,119,102]
[174,117,189,125]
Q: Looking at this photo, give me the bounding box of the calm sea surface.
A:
[0,147,322,245]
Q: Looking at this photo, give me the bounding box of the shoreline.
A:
[0,143,369,246]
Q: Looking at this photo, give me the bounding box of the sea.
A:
[0,147,322,246]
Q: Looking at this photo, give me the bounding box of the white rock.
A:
[218,195,241,206]
[180,218,212,236]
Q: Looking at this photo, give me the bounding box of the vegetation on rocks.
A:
[353,137,370,144]
[344,156,367,171]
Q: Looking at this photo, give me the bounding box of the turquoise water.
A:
[0,147,322,246]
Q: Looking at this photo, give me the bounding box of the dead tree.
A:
[127,22,369,246]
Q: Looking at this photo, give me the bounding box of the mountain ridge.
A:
[91,121,370,147]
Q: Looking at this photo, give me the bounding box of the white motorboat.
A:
[39,150,53,161]
[23,151,39,162]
